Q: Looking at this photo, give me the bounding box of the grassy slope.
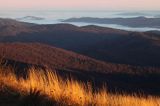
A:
[0,65,160,106]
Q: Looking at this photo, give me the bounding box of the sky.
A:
[0,0,160,11]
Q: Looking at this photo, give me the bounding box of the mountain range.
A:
[0,18,160,67]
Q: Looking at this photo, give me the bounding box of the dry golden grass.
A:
[0,66,160,106]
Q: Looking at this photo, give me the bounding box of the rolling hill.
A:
[0,42,115,73]
[1,42,158,74]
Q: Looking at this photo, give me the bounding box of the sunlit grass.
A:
[0,66,160,106]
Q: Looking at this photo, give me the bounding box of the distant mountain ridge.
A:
[0,18,34,36]
[16,16,45,21]
[62,17,160,28]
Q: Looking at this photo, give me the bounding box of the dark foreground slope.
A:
[0,43,160,95]
[0,19,160,67]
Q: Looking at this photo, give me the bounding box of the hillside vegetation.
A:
[0,65,160,106]
[0,43,159,74]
